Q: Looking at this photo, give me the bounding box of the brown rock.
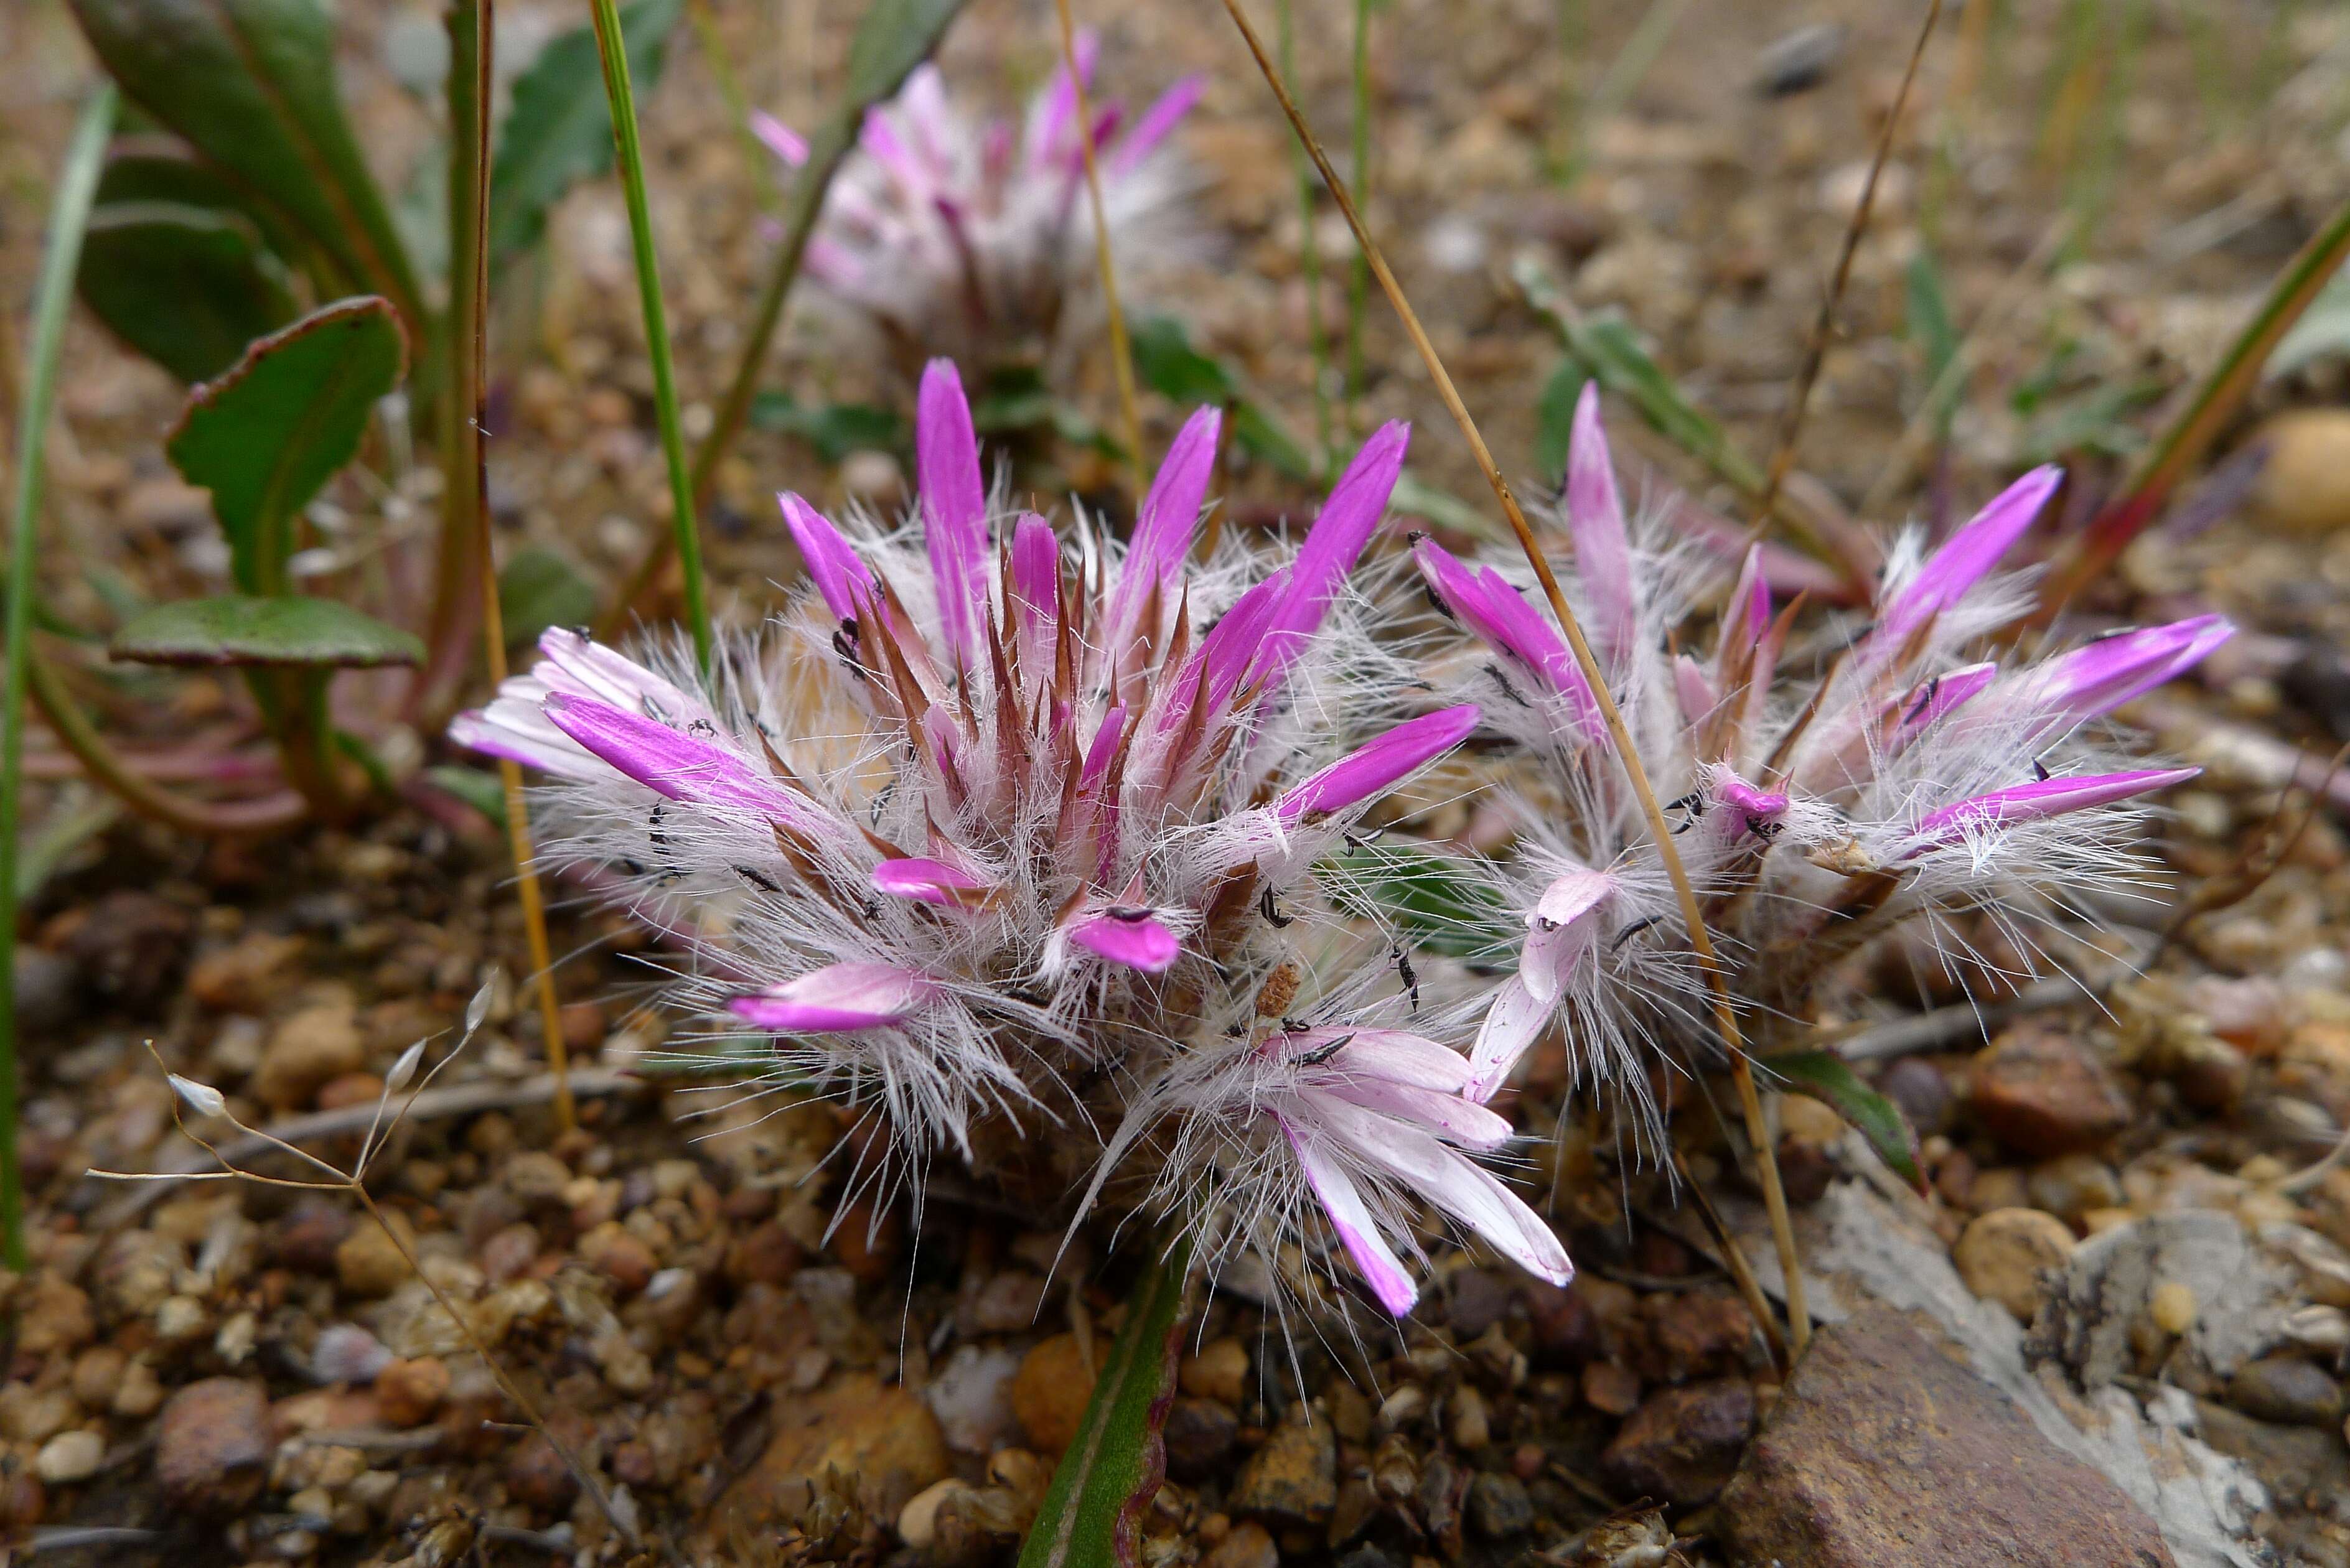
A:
[1179,1337,1250,1406]
[256,1001,365,1110]
[717,1372,949,1533]
[16,1276,93,1356]
[1599,1378,1753,1508]
[1582,1360,1641,1416]
[579,1222,656,1294]
[375,1358,451,1427]
[60,891,190,1009]
[187,933,304,1011]
[1204,1521,1280,1568]
[1644,1289,1756,1378]
[1721,1309,2176,1566]
[1969,1028,2131,1156]
[1228,1409,1337,1527]
[335,1216,414,1299]
[1164,1396,1239,1480]
[1011,1333,1096,1453]
[154,1378,271,1514]
[2252,409,2350,533]
[1954,1208,2076,1322]
[274,1200,354,1274]
[2227,1354,2343,1427]
[723,1222,803,1287]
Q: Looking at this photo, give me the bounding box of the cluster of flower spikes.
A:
[754,38,1202,381]
[454,360,1570,1319]
[1410,383,2235,1138]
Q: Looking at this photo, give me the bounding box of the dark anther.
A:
[1611,913,1665,952]
[1902,675,1940,723]
[1259,887,1293,928]
[2031,756,2052,782]
[735,865,782,894]
[1393,944,1420,1010]
[1295,1032,1355,1066]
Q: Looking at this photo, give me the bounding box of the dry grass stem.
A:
[1052,0,1148,489]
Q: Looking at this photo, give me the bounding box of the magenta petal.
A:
[917,359,989,662]
[729,963,939,1032]
[749,110,809,167]
[2015,615,2235,732]
[1564,383,1637,661]
[1876,466,2063,648]
[1896,661,1998,740]
[1413,538,1571,688]
[1258,422,1410,684]
[1906,766,2203,851]
[1282,1114,1420,1315]
[872,857,991,908]
[1108,406,1220,647]
[1194,567,1292,711]
[1105,74,1204,176]
[780,493,874,622]
[1275,705,1480,824]
[543,695,808,826]
[1068,907,1180,972]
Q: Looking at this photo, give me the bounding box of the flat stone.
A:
[1717,1307,2177,1567]
[1599,1378,1752,1508]
[2227,1354,2343,1427]
[1970,1027,2132,1157]
[154,1378,271,1514]
[1954,1208,2077,1322]
[1468,1470,1533,1538]
[716,1372,948,1533]
[1163,1396,1239,1480]
[1228,1410,1336,1528]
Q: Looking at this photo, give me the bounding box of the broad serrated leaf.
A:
[110,595,423,668]
[498,546,599,651]
[1019,1239,1191,1568]
[1325,846,1514,962]
[77,202,297,381]
[749,392,909,463]
[1763,1049,1925,1193]
[487,0,683,264]
[66,0,423,330]
[168,297,406,594]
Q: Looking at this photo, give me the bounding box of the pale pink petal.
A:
[917,359,990,663]
[1521,867,1615,1005]
[1313,1093,1573,1286]
[533,628,714,729]
[780,493,874,622]
[1906,766,2202,852]
[729,963,939,1032]
[1564,383,1636,662]
[1674,653,1720,727]
[1466,976,1550,1103]
[1273,705,1479,824]
[749,110,809,167]
[1304,1080,1513,1152]
[1271,1028,1471,1092]
[449,701,601,782]
[1281,1113,1420,1315]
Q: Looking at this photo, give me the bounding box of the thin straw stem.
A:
[1220,0,1810,1356]
[1,84,117,1271]
[1344,0,1370,432]
[1280,0,1332,463]
[1748,0,1943,543]
[457,0,576,1134]
[589,0,713,670]
[1051,0,1146,490]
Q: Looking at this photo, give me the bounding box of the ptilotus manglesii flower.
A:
[755,40,1202,381]
[1412,384,2230,1127]
[454,362,1571,1315]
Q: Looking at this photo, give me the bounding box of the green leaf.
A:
[1763,1050,1924,1193]
[110,595,424,668]
[1325,846,1513,962]
[1130,315,1317,480]
[94,143,306,258]
[16,795,123,901]
[1019,1238,1192,1568]
[749,392,908,464]
[499,546,600,651]
[77,202,297,381]
[1904,250,1960,436]
[838,0,971,112]
[65,0,423,330]
[2268,264,2350,378]
[1565,314,1764,493]
[1391,470,1504,542]
[487,0,683,265]
[424,764,508,826]
[1532,359,1585,482]
[167,297,407,594]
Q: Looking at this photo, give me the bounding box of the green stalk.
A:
[1345,0,1372,433]
[1,84,117,1271]
[1279,0,1332,467]
[588,0,711,671]
[2037,191,2350,618]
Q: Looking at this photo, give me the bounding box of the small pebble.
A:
[2151,1281,2198,1336]
[1179,1337,1249,1406]
[1954,1208,2076,1322]
[35,1431,103,1485]
[1011,1334,1094,1453]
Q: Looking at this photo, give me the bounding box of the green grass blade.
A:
[1018,1236,1193,1568]
[589,0,711,671]
[1,83,118,1272]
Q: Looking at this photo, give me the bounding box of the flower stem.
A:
[25,653,307,834]
[1,83,116,1271]
[1223,0,1812,1354]
[1052,0,1146,492]
[588,0,712,671]
[458,0,576,1136]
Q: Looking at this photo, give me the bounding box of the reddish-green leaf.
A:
[78,201,296,381]
[1764,1050,1925,1194]
[110,595,423,668]
[1019,1239,1192,1568]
